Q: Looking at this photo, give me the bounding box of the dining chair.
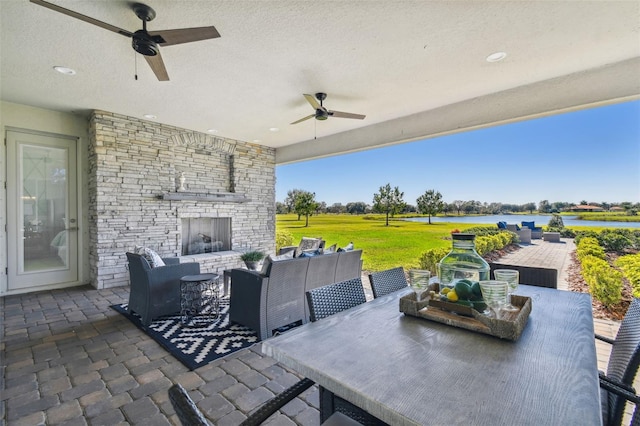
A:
[368,266,408,298]
[599,376,640,426]
[169,382,361,425]
[306,278,388,425]
[598,297,640,426]
[489,262,558,289]
[306,277,367,322]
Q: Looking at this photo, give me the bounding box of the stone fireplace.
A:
[181,217,231,255]
[88,110,276,289]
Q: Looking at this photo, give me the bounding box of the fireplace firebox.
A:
[181,218,231,255]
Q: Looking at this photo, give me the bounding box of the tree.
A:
[453,200,464,215]
[372,183,405,226]
[416,189,444,224]
[293,190,318,227]
[285,189,304,218]
[523,202,536,214]
[539,200,551,213]
[346,201,367,215]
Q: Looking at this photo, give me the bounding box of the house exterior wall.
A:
[0,102,276,294]
[88,110,276,289]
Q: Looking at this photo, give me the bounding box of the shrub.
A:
[417,247,449,275]
[581,255,623,306]
[275,230,294,252]
[576,237,606,261]
[547,214,564,231]
[616,254,640,297]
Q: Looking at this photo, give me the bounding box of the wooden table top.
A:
[262,285,601,425]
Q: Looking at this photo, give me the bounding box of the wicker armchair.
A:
[126,252,200,326]
[368,267,408,299]
[169,382,361,426]
[598,298,640,426]
[489,262,557,289]
[306,278,367,322]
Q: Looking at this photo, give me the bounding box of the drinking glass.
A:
[493,269,519,312]
[479,280,508,319]
[409,269,431,302]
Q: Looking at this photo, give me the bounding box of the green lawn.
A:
[276,213,486,272]
[276,213,628,272]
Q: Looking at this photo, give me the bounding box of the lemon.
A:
[447,290,459,302]
[441,287,451,295]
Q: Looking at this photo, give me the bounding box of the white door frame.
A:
[5,128,81,293]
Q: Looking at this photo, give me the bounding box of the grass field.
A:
[276,213,622,272]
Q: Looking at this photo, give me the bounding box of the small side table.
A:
[180,273,220,326]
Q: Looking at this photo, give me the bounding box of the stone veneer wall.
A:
[88,110,275,289]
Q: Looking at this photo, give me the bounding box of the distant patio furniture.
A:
[597,297,640,426]
[543,231,561,242]
[489,262,557,289]
[126,252,200,326]
[505,224,532,244]
[368,267,408,298]
[521,221,543,239]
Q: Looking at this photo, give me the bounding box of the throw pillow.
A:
[260,250,294,275]
[135,246,166,268]
[521,221,535,230]
[295,237,323,257]
[323,243,337,254]
[299,249,322,257]
[497,221,507,229]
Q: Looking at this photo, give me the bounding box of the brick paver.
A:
[0,240,628,425]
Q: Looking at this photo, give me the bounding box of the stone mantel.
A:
[160,192,251,203]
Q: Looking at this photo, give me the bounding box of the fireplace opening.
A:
[181,218,231,255]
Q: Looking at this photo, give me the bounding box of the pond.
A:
[404,214,640,229]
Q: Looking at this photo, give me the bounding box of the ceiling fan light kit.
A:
[29,0,221,81]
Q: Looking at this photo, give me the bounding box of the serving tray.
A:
[399,288,532,341]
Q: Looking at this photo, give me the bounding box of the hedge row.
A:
[417,228,515,275]
[576,237,623,306]
[616,253,640,298]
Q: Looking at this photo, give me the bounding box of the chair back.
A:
[368,267,408,298]
[604,298,640,426]
[489,262,557,289]
[169,384,210,426]
[334,250,362,282]
[306,278,366,322]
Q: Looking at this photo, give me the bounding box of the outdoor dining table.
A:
[261,284,602,425]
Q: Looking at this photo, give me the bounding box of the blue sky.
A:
[276,100,640,206]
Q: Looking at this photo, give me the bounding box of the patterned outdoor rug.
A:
[110,299,259,370]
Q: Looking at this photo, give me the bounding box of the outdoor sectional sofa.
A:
[229,249,363,340]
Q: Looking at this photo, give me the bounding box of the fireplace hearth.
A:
[181,218,231,255]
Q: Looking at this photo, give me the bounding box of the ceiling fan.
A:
[291,93,366,125]
[29,0,221,81]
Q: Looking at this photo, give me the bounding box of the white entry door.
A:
[6,130,78,291]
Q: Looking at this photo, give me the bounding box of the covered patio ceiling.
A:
[1,0,639,164]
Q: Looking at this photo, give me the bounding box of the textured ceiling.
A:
[1,1,639,163]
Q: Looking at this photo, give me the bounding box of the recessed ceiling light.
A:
[269,127,279,132]
[486,52,507,63]
[53,66,76,75]
[143,114,157,119]
[253,139,262,143]
[207,129,218,133]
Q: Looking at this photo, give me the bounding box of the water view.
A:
[404,214,640,229]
